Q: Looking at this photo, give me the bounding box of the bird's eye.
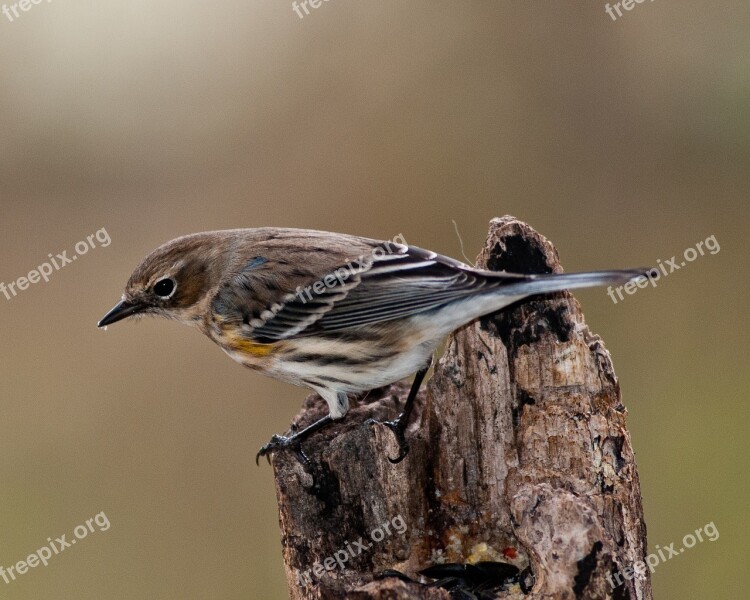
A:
[154,278,176,298]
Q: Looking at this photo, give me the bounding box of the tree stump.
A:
[269,217,650,600]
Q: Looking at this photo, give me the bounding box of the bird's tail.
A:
[498,268,650,297]
[426,267,651,338]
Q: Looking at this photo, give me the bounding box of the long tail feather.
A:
[501,268,650,296]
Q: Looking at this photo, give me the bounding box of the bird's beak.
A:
[97,299,143,328]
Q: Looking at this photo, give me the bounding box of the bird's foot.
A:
[366,414,410,463]
[256,414,335,472]
[256,434,313,472]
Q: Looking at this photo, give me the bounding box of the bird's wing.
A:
[230,244,528,343]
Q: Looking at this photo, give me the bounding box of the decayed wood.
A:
[270,217,650,600]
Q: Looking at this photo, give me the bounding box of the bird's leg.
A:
[367,356,432,464]
[256,415,334,468]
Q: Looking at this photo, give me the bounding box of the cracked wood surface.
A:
[269,216,650,600]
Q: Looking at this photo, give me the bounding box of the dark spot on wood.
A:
[603,435,627,474]
[483,301,573,350]
[529,494,543,517]
[597,471,615,494]
[512,389,535,431]
[573,540,602,596]
[517,388,536,407]
[611,567,632,600]
[481,231,574,350]
[519,566,535,593]
[304,459,342,510]
[486,234,553,275]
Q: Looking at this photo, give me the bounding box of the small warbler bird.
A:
[98,228,644,464]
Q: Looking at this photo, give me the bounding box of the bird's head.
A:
[98,233,229,328]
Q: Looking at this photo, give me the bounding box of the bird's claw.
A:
[255,434,311,471]
[367,416,410,463]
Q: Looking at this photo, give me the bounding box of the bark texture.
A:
[270,217,650,600]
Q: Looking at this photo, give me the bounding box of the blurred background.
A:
[0,2,746,598]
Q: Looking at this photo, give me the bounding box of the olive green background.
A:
[0,2,746,599]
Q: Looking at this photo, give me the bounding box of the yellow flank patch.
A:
[230,338,276,357]
[216,321,278,358]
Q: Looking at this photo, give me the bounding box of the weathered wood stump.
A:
[270,217,650,600]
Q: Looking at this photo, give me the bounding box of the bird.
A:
[97,228,645,466]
